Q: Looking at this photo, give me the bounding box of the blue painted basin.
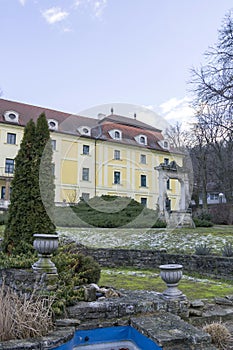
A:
[53,326,161,350]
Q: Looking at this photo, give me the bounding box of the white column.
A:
[180,180,186,210]
[158,170,165,212]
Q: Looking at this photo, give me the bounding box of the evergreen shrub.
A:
[193,218,213,227]
[0,212,8,226]
[55,195,162,228]
[192,209,213,227]
[0,242,101,316]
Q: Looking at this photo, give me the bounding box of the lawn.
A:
[1,224,233,299]
[99,267,233,300]
[1,224,233,253]
[57,225,233,254]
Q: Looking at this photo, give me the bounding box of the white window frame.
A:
[114,150,121,160]
[109,129,122,140]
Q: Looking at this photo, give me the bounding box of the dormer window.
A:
[115,131,120,139]
[109,129,122,140]
[140,136,146,144]
[158,139,170,150]
[77,126,91,136]
[48,119,58,131]
[4,110,19,123]
[134,134,147,145]
[49,121,56,128]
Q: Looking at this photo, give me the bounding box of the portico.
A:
[156,161,194,228]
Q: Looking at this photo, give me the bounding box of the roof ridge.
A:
[99,113,161,132]
[0,98,97,122]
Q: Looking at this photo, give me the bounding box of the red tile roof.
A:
[99,114,162,132]
[0,98,97,132]
[99,122,164,150]
[0,99,169,152]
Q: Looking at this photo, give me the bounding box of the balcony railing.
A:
[0,199,10,209]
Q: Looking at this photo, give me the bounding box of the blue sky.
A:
[1,0,233,126]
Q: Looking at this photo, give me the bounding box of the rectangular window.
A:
[83,145,90,155]
[1,187,5,199]
[164,158,169,165]
[167,179,170,190]
[114,171,120,184]
[51,139,56,151]
[141,197,147,206]
[1,186,12,199]
[82,167,89,181]
[51,163,55,176]
[140,154,146,164]
[114,150,120,160]
[210,193,218,200]
[7,133,16,144]
[5,158,14,174]
[141,175,147,187]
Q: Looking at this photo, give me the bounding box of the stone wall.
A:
[80,247,233,278]
[0,268,57,295]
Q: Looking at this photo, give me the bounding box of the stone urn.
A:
[159,264,183,298]
[32,234,58,274]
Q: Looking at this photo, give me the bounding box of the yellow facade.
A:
[0,103,184,211]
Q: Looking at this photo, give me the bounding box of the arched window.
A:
[140,136,146,144]
[135,134,147,145]
[109,129,122,140]
[115,131,120,139]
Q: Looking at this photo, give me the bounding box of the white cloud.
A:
[63,27,73,33]
[159,97,195,128]
[142,104,154,111]
[42,7,69,24]
[19,0,26,5]
[93,0,107,18]
[74,0,82,7]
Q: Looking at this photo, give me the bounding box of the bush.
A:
[203,321,231,349]
[197,210,212,221]
[221,242,233,257]
[208,204,233,225]
[192,209,213,227]
[0,251,36,269]
[0,212,8,226]
[193,218,213,227]
[0,241,101,316]
[55,195,161,228]
[152,218,167,228]
[194,243,212,255]
[0,282,54,341]
[51,243,101,314]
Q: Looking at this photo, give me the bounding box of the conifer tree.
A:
[34,113,56,234]
[3,114,56,254]
[3,120,37,253]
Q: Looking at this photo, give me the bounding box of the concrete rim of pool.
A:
[52,326,162,350]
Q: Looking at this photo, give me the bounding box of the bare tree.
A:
[164,122,190,149]
[191,10,233,119]
[190,9,233,203]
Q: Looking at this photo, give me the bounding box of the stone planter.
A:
[32,234,58,274]
[159,264,183,298]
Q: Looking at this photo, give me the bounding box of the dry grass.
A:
[203,321,232,350]
[0,281,54,341]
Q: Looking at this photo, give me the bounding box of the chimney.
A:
[97,113,106,120]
